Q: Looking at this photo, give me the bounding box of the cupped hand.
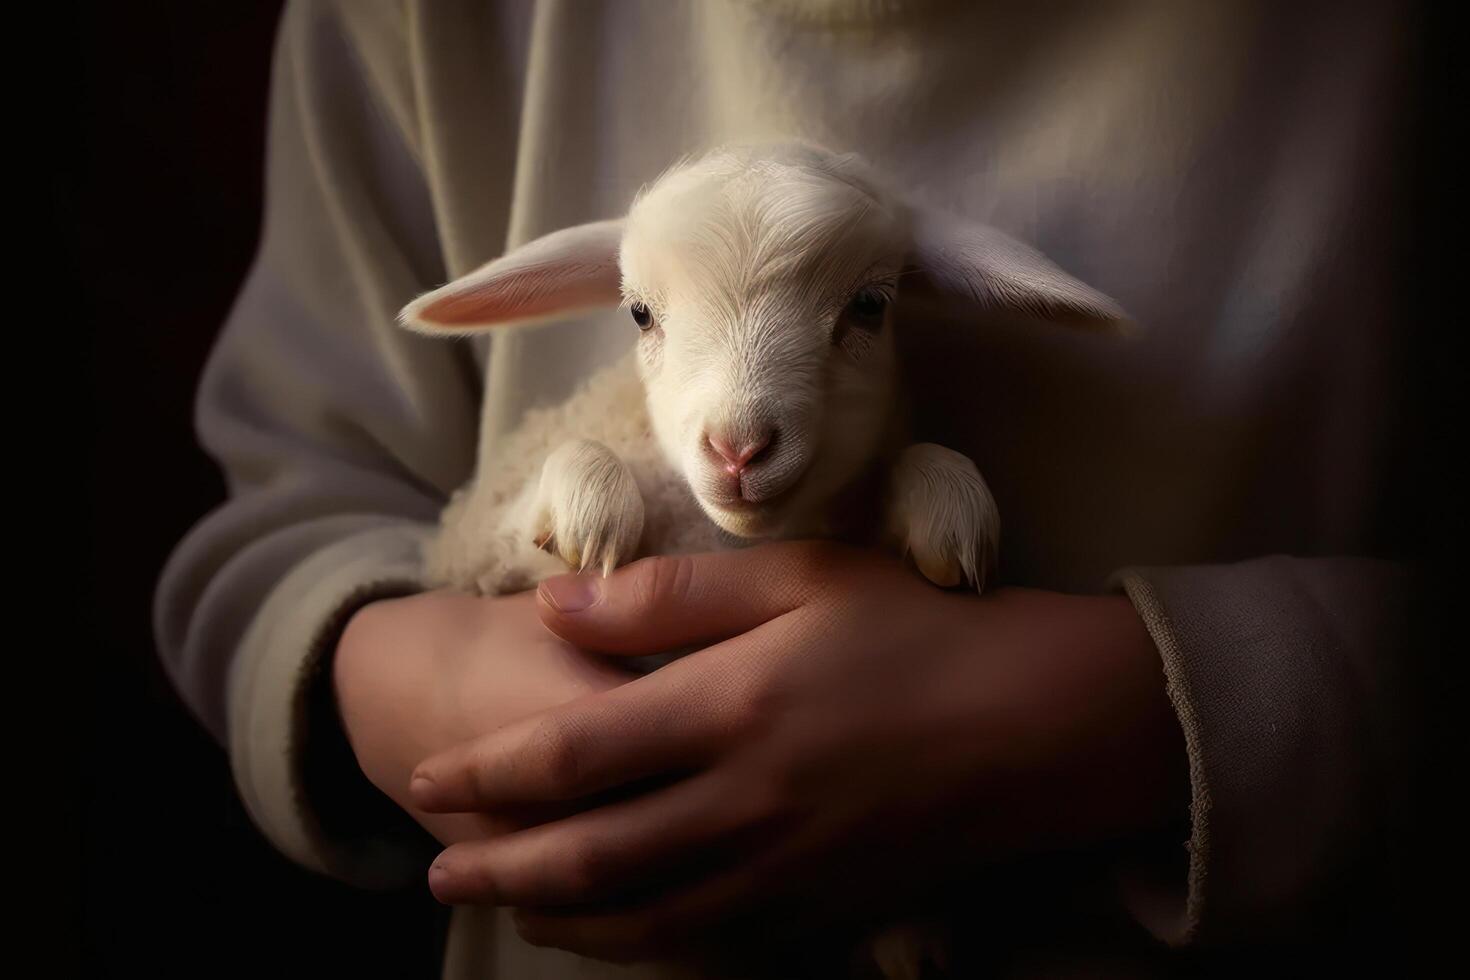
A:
[410,542,1187,962]
[333,589,637,845]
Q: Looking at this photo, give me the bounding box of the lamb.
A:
[397,141,1126,979]
[399,142,1125,601]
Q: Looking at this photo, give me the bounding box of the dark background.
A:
[74,4,445,976]
[70,1,1451,977]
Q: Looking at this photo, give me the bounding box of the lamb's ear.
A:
[908,207,1132,334]
[399,219,625,334]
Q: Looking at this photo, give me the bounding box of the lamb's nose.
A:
[706,429,774,475]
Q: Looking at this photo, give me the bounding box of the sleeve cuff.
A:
[1107,557,1405,946]
[227,523,438,887]
[1110,569,1208,946]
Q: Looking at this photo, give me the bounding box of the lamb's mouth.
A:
[699,477,808,538]
[704,465,806,510]
[704,502,784,539]
[704,492,784,524]
[716,489,783,511]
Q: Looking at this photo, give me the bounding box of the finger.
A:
[425,771,760,907]
[510,838,884,967]
[536,540,846,655]
[509,854,781,964]
[409,655,746,811]
[507,798,897,964]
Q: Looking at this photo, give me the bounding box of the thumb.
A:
[535,541,836,655]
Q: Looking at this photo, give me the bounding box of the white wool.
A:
[425,350,726,594]
[401,142,1125,596]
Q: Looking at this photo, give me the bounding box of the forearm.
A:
[153,0,477,882]
[331,590,634,847]
[330,594,500,847]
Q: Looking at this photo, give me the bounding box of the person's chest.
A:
[423,0,1409,587]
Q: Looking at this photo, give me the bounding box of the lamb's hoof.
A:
[912,545,963,589]
[885,443,999,593]
[533,440,645,576]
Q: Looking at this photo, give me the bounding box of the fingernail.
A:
[428,863,453,901]
[539,574,602,613]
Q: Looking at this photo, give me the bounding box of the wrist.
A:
[1076,594,1191,839]
[303,593,439,870]
[949,590,1190,855]
[332,595,448,804]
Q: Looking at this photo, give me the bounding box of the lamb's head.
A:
[400,142,1128,538]
[616,145,906,535]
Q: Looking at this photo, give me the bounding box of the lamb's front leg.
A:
[525,439,646,577]
[429,440,645,596]
[885,443,999,592]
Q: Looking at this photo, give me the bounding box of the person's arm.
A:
[404,545,1417,961]
[1111,556,1416,946]
[153,1,480,885]
[406,544,1191,960]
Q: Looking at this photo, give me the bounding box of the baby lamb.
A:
[398,141,1126,979]
[400,142,1124,600]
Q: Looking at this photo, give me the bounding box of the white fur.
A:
[424,351,725,595]
[402,142,1124,598]
[887,443,1001,591]
[400,141,1127,978]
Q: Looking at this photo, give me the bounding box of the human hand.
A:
[332,589,636,845]
[411,542,1188,961]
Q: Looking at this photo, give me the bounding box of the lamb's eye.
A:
[630,302,653,330]
[845,288,888,328]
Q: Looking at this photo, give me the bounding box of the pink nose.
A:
[706,430,773,475]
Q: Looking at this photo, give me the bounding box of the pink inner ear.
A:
[418,262,623,326]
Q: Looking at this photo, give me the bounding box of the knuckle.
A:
[726,674,790,751]
[463,745,500,803]
[629,553,692,614]
[532,720,587,796]
[562,838,614,896]
[780,539,848,588]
